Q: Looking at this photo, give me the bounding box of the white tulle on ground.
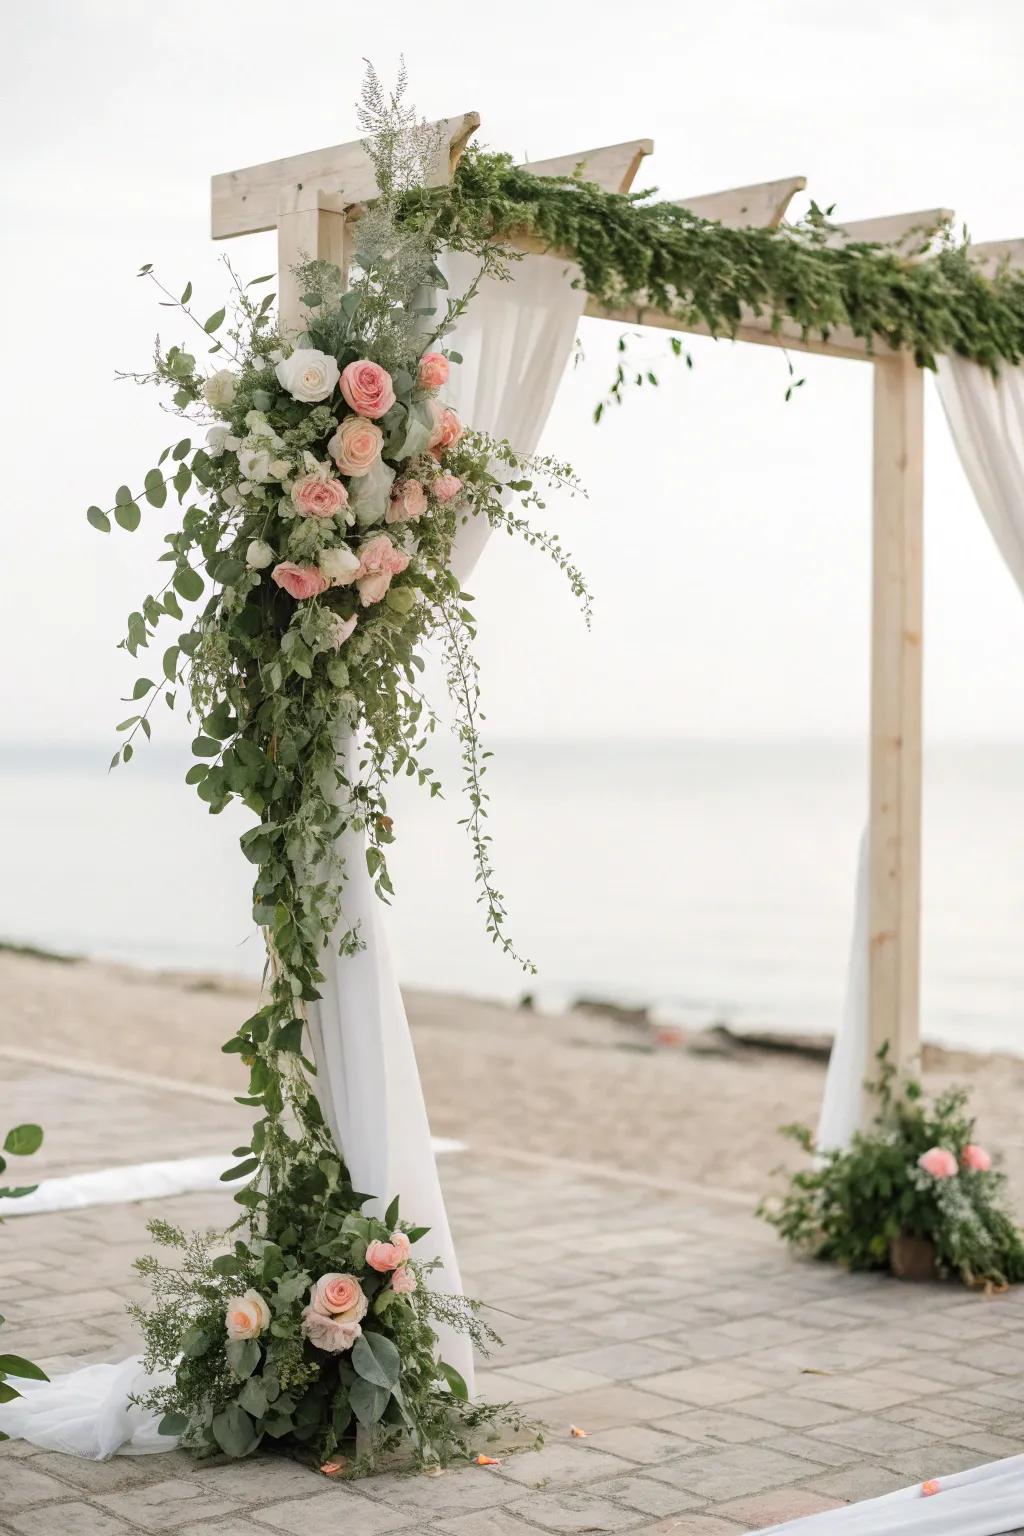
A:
[749,1455,1024,1536]
[0,1358,175,1458]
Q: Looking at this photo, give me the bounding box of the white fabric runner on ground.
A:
[0,250,588,1461]
[749,1455,1024,1536]
[0,1142,464,1219]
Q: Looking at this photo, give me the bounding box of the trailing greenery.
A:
[1,1123,48,1432]
[398,147,1024,372]
[759,1051,1024,1289]
[89,70,584,1469]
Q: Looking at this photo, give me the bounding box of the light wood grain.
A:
[827,207,954,255]
[212,112,480,239]
[969,237,1024,276]
[276,189,349,336]
[674,176,806,229]
[866,353,924,1096]
[520,139,654,194]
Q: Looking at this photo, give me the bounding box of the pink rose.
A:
[301,1306,362,1354]
[291,472,348,519]
[391,1265,417,1295]
[433,472,463,504]
[309,1272,368,1321]
[365,1231,412,1273]
[326,613,357,649]
[339,359,395,420]
[418,352,450,391]
[328,416,383,477]
[272,562,329,600]
[225,1288,271,1340]
[961,1144,992,1173]
[356,536,410,607]
[918,1147,958,1179]
[385,480,428,525]
[428,403,464,458]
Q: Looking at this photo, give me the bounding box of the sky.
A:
[3,0,1024,747]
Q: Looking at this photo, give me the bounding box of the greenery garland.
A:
[399,148,1024,372]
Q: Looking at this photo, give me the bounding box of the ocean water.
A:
[1,738,1021,1056]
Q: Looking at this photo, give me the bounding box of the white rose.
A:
[237,446,271,483]
[206,425,230,458]
[320,546,361,587]
[246,540,275,570]
[203,369,237,409]
[275,347,340,404]
[225,1288,271,1341]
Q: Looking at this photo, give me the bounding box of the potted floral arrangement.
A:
[759,1050,1024,1290]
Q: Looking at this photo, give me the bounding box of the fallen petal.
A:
[922,1480,941,1497]
[475,1454,501,1466]
[570,1425,589,1437]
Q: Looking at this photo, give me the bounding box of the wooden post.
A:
[866,352,924,1099]
[276,188,350,335]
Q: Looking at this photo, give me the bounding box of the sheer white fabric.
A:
[305,250,587,1393]
[818,358,1024,1154]
[0,252,587,1460]
[750,1454,1024,1536]
[0,1359,176,1457]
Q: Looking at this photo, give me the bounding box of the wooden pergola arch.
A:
[212,116,1020,1123]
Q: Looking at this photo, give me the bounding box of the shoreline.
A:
[5,945,1024,1209]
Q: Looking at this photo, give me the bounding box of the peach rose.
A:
[356,536,410,607]
[309,1272,368,1321]
[961,1144,992,1173]
[301,1306,362,1353]
[328,416,383,477]
[385,480,428,525]
[918,1146,958,1179]
[433,472,463,504]
[272,562,329,600]
[428,403,464,457]
[291,472,348,519]
[391,1265,417,1295]
[225,1288,271,1340]
[418,352,450,391]
[365,1231,412,1273]
[340,359,395,419]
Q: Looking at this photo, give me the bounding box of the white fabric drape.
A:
[306,251,586,1392]
[0,252,587,1460]
[818,357,1024,1154]
[750,1453,1024,1536]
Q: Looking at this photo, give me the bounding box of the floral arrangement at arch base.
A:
[94,73,586,1469]
[759,1047,1024,1291]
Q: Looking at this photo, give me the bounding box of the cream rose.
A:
[225,1288,271,1340]
[319,546,361,586]
[246,540,275,570]
[203,369,237,409]
[328,415,384,477]
[275,347,340,403]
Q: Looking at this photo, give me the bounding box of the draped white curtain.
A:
[0,251,588,1458]
[817,357,1024,1154]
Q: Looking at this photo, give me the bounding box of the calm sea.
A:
[1,739,1021,1056]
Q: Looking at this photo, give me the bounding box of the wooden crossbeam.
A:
[211,112,480,240]
[674,176,806,229]
[827,207,954,255]
[969,238,1024,276]
[520,139,654,195]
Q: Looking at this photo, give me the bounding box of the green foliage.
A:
[128,1149,514,1468]
[0,1125,47,1434]
[399,148,1024,375]
[760,1051,1024,1288]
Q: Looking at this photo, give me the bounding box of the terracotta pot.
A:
[889,1234,937,1281]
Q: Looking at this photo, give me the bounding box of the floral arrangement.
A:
[1,1123,48,1429]
[760,1050,1024,1289]
[91,70,584,1468]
